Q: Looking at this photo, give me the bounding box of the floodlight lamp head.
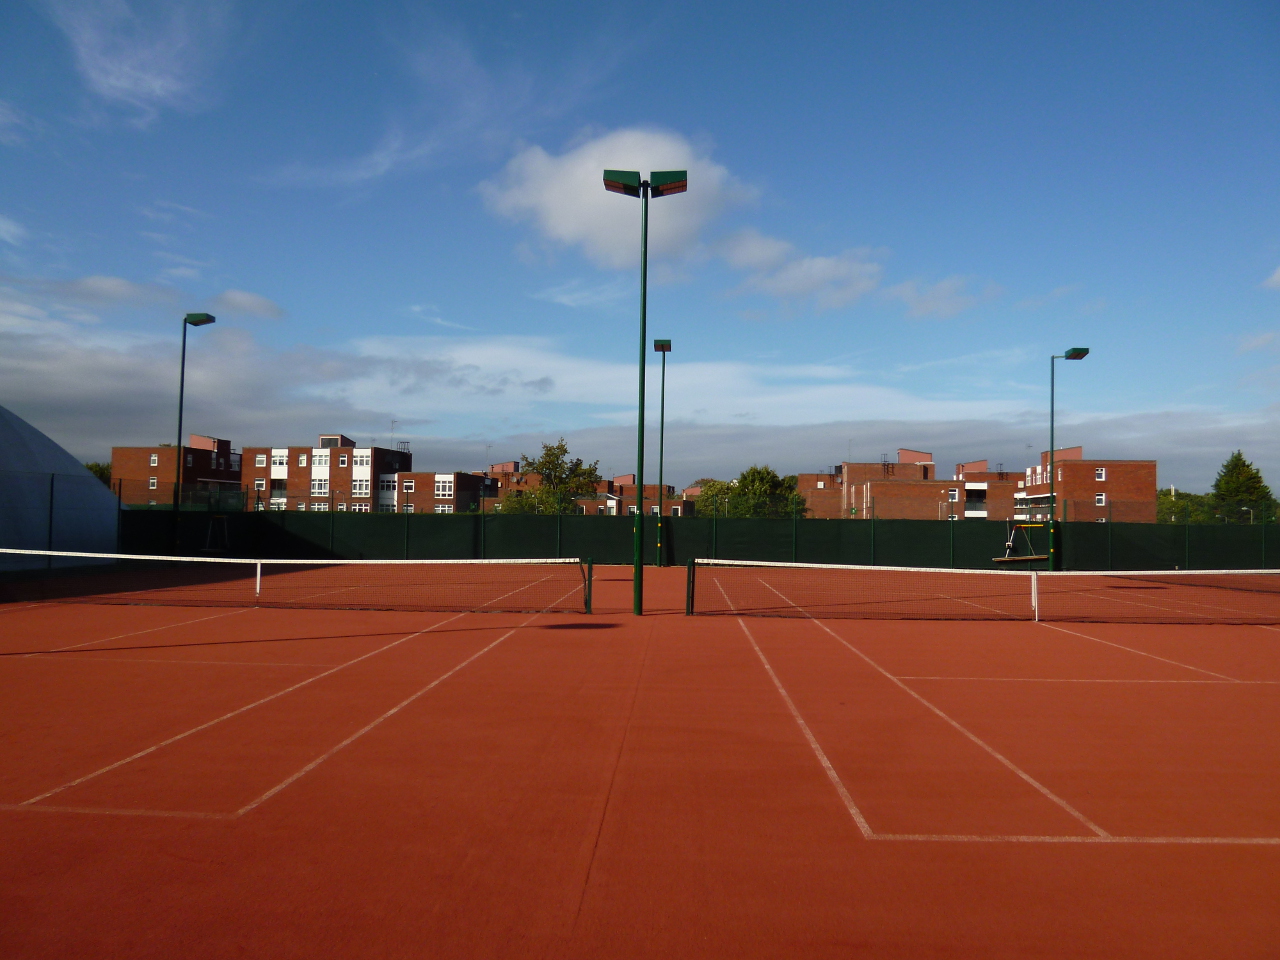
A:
[649,170,687,197]
[653,339,671,353]
[1063,347,1089,360]
[184,312,216,326]
[603,169,642,198]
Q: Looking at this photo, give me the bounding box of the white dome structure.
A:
[0,404,119,569]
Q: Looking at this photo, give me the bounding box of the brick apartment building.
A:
[378,471,497,513]
[111,435,241,506]
[1018,447,1157,522]
[478,468,690,515]
[240,434,411,512]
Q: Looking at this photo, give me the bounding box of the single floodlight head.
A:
[653,339,671,353]
[603,170,642,198]
[1063,347,1089,360]
[649,170,687,197]
[184,312,216,326]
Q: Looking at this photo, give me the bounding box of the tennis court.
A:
[2,557,1279,957]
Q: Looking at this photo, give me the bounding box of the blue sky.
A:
[2,0,1279,488]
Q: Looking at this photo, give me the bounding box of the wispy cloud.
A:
[42,0,233,125]
[3,273,177,306]
[884,276,999,318]
[140,200,210,222]
[1262,266,1280,290]
[0,101,34,145]
[481,127,751,269]
[209,289,285,319]
[1014,284,1080,310]
[0,214,28,246]
[1239,332,1276,354]
[532,278,631,308]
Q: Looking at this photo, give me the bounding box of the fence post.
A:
[556,512,562,559]
[585,558,593,614]
[1185,516,1191,570]
[949,516,954,568]
[791,496,797,563]
[403,511,409,560]
[712,510,717,560]
[115,478,123,552]
[685,558,695,615]
[870,509,876,566]
[480,513,486,559]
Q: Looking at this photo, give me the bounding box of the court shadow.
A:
[536,622,618,630]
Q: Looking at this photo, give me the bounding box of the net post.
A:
[1031,569,1038,621]
[585,558,593,614]
[686,558,695,615]
[255,560,261,598]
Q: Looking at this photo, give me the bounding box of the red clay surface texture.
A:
[2,564,1278,958]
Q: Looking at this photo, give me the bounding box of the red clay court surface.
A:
[2,564,1279,958]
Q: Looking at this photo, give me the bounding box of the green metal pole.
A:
[657,349,666,567]
[173,320,188,552]
[633,181,649,615]
[791,495,797,562]
[1049,354,1056,571]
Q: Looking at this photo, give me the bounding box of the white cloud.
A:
[2,274,177,306]
[1262,266,1280,290]
[747,250,883,310]
[884,276,998,318]
[532,278,631,308]
[1239,332,1276,354]
[718,228,794,272]
[209,289,285,319]
[0,214,28,246]
[481,128,750,268]
[161,266,200,280]
[43,0,232,124]
[0,101,32,145]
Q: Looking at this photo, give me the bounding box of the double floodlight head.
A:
[653,339,671,353]
[184,312,216,327]
[1063,346,1089,360]
[603,170,688,198]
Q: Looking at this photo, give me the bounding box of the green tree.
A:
[1210,451,1277,523]
[694,467,806,518]
[84,462,111,486]
[1156,489,1214,524]
[693,478,735,517]
[498,438,601,515]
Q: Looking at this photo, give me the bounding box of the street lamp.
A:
[1242,506,1254,524]
[654,338,672,566]
[1049,346,1088,567]
[174,312,215,548]
[604,168,687,614]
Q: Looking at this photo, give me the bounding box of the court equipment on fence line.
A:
[0,548,592,614]
[685,558,1280,624]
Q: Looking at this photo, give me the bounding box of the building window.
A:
[353,454,371,467]
[627,505,637,516]
[297,501,306,510]
[336,502,346,511]
[149,453,158,467]
[147,500,156,506]
[671,506,681,516]
[311,502,329,512]
[254,478,266,491]
[434,504,454,514]
[298,454,308,467]
[254,501,264,512]
[650,505,659,515]
[311,478,329,496]
[148,477,157,489]
[1058,468,1062,482]
[1095,467,1106,481]
[339,454,348,467]
[948,489,959,502]
[313,453,329,467]
[350,503,370,513]
[816,481,825,489]
[434,477,454,498]
[403,504,414,514]
[1096,493,1106,506]
[351,479,370,497]
[255,454,267,467]
[272,454,287,467]
[186,454,193,467]
[403,479,415,493]
[378,503,397,513]
[379,478,397,492]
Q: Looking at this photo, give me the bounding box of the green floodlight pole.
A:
[654,339,672,566]
[1049,346,1089,569]
[604,169,687,615]
[173,312,216,550]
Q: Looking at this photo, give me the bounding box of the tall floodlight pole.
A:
[603,169,687,614]
[174,312,216,550]
[654,339,671,566]
[1049,347,1089,569]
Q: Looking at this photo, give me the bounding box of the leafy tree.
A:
[498,438,601,515]
[695,466,806,518]
[84,462,111,486]
[1156,489,1214,524]
[1210,451,1277,523]
[694,478,736,517]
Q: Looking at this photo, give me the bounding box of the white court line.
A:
[20,607,252,657]
[236,579,584,815]
[756,578,1110,839]
[1035,622,1241,681]
[20,611,469,806]
[895,675,1280,685]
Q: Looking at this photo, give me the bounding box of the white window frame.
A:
[254,478,266,491]
[149,453,158,467]
[627,505,637,516]
[671,506,681,517]
[434,477,454,498]
[272,454,287,467]
[350,502,370,513]
[313,453,329,467]
[948,489,959,502]
[402,479,414,493]
[297,501,306,510]
[255,454,267,467]
[339,454,348,467]
[434,504,454,514]
[298,454,308,467]
[1095,467,1106,481]
[337,502,347,511]
[1096,493,1107,506]
[816,481,825,489]
[353,454,371,467]
[148,477,157,489]
[311,478,329,496]
[379,478,397,492]
[311,502,329,512]
[351,479,370,497]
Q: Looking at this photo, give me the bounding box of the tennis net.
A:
[686,559,1280,624]
[0,549,592,614]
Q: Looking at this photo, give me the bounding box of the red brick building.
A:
[380,471,496,513]
[950,460,1022,521]
[1019,447,1157,522]
[111,435,241,506]
[240,434,411,512]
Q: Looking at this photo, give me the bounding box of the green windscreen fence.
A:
[110,512,1278,571]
